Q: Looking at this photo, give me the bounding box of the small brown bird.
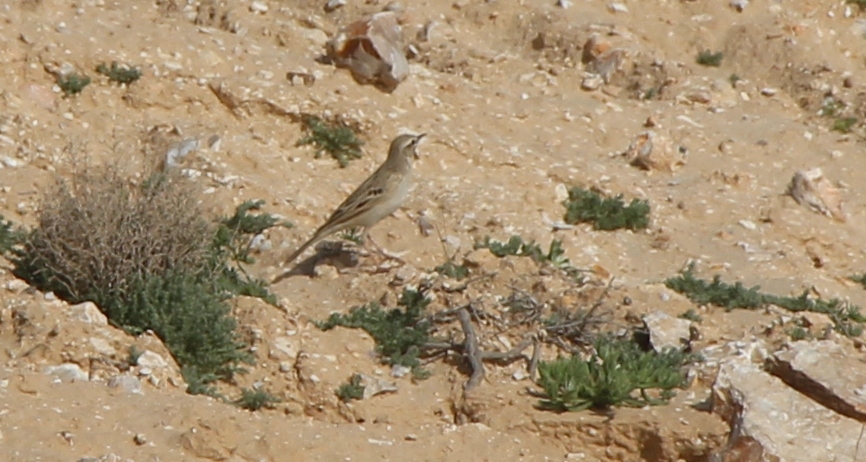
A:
[284,132,426,265]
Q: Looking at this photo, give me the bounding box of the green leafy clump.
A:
[536,337,696,412]
[434,260,469,280]
[678,309,703,323]
[832,117,858,133]
[57,73,91,96]
[339,228,364,245]
[336,374,365,402]
[696,50,723,67]
[664,270,763,309]
[476,236,570,268]
[234,388,281,411]
[12,167,284,393]
[788,326,812,341]
[96,61,142,85]
[317,288,432,378]
[850,273,866,290]
[728,73,741,87]
[211,199,289,305]
[820,98,844,118]
[296,115,364,168]
[666,266,865,337]
[563,187,649,231]
[0,215,25,255]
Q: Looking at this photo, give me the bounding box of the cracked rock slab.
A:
[711,355,866,461]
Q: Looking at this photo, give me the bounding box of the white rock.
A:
[712,355,863,460]
[250,1,268,13]
[69,301,108,325]
[108,374,143,394]
[45,363,88,382]
[642,311,692,352]
[136,350,169,369]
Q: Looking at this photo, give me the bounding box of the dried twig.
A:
[459,306,485,391]
[528,338,542,380]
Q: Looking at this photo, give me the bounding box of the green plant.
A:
[788,326,811,341]
[434,260,469,280]
[317,288,432,378]
[296,115,364,167]
[126,345,143,368]
[820,98,844,117]
[234,388,280,411]
[102,269,253,383]
[339,228,364,245]
[728,73,741,86]
[850,272,866,289]
[678,309,703,323]
[536,337,696,412]
[11,167,276,393]
[96,61,142,85]
[832,117,858,133]
[336,374,365,402]
[476,236,570,266]
[210,199,288,305]
[0,215,24,256]
[666,265,865,337]
[665,268,763,309]
[696,50,723,67]
[563,187,650,231]
[56,73,91,96]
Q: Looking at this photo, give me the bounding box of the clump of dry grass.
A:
[15,166,211,301]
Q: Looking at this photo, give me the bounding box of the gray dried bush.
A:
[16,167,211,301]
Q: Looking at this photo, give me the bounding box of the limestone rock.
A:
[711,355,863,460]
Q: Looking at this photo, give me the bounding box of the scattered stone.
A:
[760,87,777,96]
[390,364,411,378]
[769,340,866,422]
[68,301,108,325]
[164,138,200,170]
[249,1,268,14]
[136,350,170,372]
[326,12,409,92]
[580,74,603,91]
[324,0,347,12]
[45,363,89,382]
[108,375,143,395]
[711,355,863,460]
[623,131,685,172]
[391,264,417,285]
[608,2,628,13]
[642,311,692,352]
[5,279,29,292]
[286,71,316,86]
[787,168,845,221]
[729,0,748,11]
[356,373,398,399]
[133,434,147,445]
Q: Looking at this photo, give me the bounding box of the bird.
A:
[283,132,426,266]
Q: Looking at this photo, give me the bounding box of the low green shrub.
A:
[537,337,696,411]
[296,115,364,167]
[563,187,649,231]
[317,288,432,378]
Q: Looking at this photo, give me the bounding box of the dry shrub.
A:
[15,166,211,302]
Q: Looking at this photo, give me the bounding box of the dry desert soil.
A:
[2,0,866,461]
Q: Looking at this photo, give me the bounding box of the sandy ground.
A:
[1,0,866,460]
